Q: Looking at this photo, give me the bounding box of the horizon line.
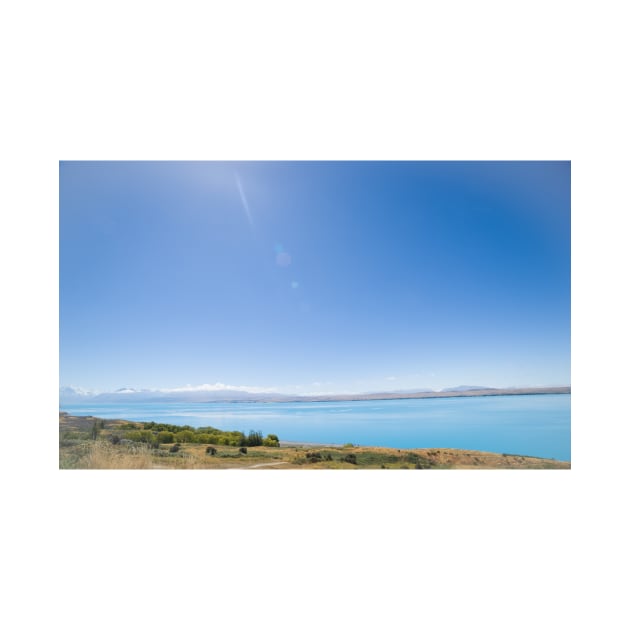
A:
[60,383,572,397]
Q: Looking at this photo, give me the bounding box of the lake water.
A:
[61,393,571,461]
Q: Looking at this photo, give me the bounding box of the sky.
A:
[59,161,570,394]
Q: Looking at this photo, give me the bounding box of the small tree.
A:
[247,431,263,447]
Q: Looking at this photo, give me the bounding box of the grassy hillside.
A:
[59,412,570,470]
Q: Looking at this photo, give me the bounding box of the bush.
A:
[206,446,217,455]
[262,434,280,447]
[342,453,357,465]
[239,447,248,455]
[110,434,121,445]
[157,431,175,444]
[169,444,180,453]
[126,430,155,443]
[174,430,195,443]
[194,433,214,444]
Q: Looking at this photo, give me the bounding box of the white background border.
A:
[3,1,629,629]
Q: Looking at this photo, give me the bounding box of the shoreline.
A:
[59,386,570,406]
[263,387,571,404]
[59,412,570,464]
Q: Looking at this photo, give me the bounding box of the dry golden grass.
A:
[74,441,153,469]
[60,440,570,470]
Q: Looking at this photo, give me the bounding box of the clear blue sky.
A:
[60,161,570,394]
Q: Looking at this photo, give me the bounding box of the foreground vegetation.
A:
[59,413,570,470]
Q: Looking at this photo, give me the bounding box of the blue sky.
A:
[60,161,570,394]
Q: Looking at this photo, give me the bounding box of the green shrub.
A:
[126,430,154,443]
[157,431,175,444]
[239,447,248,455]
[206,446,217,455]
[306,451,323,464]
[262,432,280,447]
[169,443,180,453]
[174,430,195,443]
[342,453,357,465]
[194,433,214,444]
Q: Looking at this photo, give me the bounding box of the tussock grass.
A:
[63,440,153,469]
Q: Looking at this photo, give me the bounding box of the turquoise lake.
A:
[61,393,571,461]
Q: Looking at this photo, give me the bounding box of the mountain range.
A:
[59,384,570,405]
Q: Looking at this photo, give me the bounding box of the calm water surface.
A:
[61,394,570,461]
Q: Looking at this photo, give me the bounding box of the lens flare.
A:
[234,173,253,228]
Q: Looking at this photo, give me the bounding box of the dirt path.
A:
[245,461,289,469]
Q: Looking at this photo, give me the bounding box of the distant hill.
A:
[59,385,294,404]
[275,386,570,403]
[442,385,494,392]
[60,385,571,406]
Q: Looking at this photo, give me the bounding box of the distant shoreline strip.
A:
[60,387,570,406]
